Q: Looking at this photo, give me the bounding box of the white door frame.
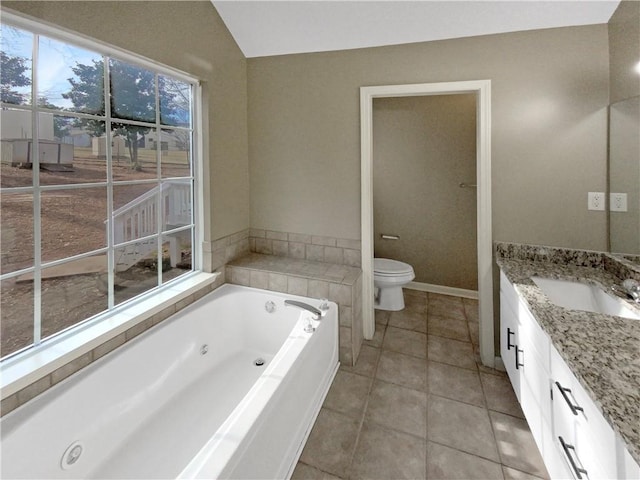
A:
[360,80,495,367]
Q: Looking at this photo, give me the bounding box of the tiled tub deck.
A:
[226,253,363,366]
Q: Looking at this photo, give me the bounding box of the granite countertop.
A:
[496,254,640,465]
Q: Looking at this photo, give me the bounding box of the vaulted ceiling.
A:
[212,1,620,58]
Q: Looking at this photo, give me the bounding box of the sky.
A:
[1,23,191,127]
[2,24,103,110]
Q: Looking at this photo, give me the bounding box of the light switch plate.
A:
[610,193,628,212]
[588,192,605,211]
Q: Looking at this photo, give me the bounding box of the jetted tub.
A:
[1,284,339,479]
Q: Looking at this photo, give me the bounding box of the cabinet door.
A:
[500,295,521,400]
[518,332,551,448]
[517,299,550,370]
[517,305,549,404]
[520,376,545,454]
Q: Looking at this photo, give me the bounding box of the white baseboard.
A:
[406,281,479,300]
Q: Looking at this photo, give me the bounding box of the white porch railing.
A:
[110,179,191,272]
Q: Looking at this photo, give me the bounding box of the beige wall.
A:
[248,25,610,251]
[5,5,614,254]
[608,0,640,104]
[3,1,250,244]
[373,95,478,290]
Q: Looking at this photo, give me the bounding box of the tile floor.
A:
[292,289,549,480]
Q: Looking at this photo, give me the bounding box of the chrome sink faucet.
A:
[611,279,640,303]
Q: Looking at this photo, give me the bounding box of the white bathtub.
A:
[1,284,339,479]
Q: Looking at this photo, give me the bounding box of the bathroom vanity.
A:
[496,243,640,479]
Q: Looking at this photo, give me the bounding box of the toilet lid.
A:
[374,258,414,275]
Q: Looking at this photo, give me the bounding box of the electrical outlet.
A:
[610,193,628,212]
[588,192,605,211]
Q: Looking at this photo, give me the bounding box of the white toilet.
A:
[373,258,415,311]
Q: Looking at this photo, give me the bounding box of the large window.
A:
[1,18,199,359]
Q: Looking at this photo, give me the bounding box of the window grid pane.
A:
[40,253,108,341]
[37,35,104,114]
[160,128,192,178]
[114,238,160,306]
[0,19,198,359]
[162,228,193,285]
[109,58,156,123]
[1,277,34,357]
[40,186,107,264]
[158,74,192,127]
[0,191,34,274]
[0,25,33,106]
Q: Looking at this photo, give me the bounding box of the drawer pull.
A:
[555,381,584,416]
[559,436,588,479]
[515,345,524,370]
[507,327,515,350]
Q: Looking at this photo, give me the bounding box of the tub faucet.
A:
[284,300,322,320]
[611,279,640,303]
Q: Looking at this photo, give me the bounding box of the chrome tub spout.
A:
[284,300,322,320]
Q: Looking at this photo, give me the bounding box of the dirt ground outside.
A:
[1,149,192,358]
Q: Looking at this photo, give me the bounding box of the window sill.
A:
[1,271,220,400]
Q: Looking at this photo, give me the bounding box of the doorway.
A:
[360,80,495,367]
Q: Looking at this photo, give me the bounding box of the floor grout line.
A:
[361,412,428,442]
[426,438,506,466]
[343,321,385,480]
[296,460,344,478]
[427,391,486,410]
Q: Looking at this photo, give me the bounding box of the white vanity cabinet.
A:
[500,271,572,479]
[500,271,640,480]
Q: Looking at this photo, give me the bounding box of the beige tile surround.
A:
[249,229,362,268]
[204,228,251,272]
[226,253,363,366]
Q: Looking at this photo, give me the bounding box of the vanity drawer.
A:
[550,346,618,478]
[552,398,607,479]
[542,415,575,480]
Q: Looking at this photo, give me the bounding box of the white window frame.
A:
[0,10,216,397]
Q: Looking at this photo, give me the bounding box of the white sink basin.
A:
[531,276,640,320]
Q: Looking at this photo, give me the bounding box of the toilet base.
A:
[374,285,406,311]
